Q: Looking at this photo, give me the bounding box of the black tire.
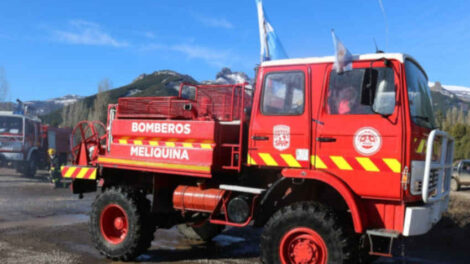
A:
[177,221,224,242]
[89,186,155,261]
[451,178,460,192]
[261,202,355,264]
[22,156,37,178]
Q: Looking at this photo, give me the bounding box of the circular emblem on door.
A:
[353,127,382,156]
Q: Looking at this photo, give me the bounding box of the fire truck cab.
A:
[64,53,454,263]
[0,111,44,177]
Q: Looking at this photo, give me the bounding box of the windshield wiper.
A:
[412,115,429,122]
[412,115,438,129]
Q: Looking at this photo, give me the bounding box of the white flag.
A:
[256,0,288,62]
[332,30,353,73]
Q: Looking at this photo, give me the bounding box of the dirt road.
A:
[0,168,468,264]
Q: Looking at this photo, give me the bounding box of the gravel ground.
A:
[0,168,468,264]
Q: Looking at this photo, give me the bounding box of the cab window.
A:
[327,68,395,115]
[461,161,470,173]
[25,120,36,139]
[261,71,305,115]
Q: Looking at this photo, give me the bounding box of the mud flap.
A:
[72,179,97,194]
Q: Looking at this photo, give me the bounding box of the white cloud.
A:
[142,31,156,39]
[51,19,128,47]
[135,31,156,39]
[192,13,234,29]
[142,43,231,67]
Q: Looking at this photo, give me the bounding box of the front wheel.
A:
[451,178,460,192]
[261,202,355,264]
[22,156,37,178]
[89,187,155,261]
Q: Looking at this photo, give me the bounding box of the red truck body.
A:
[63,53,454,263]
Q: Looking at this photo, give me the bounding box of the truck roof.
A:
[261,52,427,79]
[0,111,41,121]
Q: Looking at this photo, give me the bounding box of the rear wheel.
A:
[451,178,460,192]
[261,202,354,264]
[89,187,155,261]
[177,221,224,242]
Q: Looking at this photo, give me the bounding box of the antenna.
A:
[373,38,384,53]
[377,0,389,51]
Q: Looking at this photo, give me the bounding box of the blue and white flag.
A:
[256,0,288,62]
[331,30,353,73]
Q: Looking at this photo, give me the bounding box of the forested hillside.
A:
[41,70,197,127]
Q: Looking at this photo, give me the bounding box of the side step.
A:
[366,229,400,257]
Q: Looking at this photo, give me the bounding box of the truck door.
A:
[248,65,311,169]
[459,160,470,184]
[314,61,403,198]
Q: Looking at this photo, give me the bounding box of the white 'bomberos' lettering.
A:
[131,122,191,135]
[130,146,189,160]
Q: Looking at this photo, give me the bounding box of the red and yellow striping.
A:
[97,156,211,173]
[247,152,401,173]
[113,136,214,149]
[61,166,97,180]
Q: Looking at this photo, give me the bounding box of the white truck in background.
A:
[0,110,71,177]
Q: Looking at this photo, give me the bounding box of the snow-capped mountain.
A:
[23,94,83,115]
[203,67,253,85]
[429,82,470,102]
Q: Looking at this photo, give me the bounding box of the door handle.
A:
[316,137,336,142]
[252,136,269,141]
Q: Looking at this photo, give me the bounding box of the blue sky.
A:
[0,0,469,101]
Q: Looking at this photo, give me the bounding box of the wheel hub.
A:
[114,217,125,230]
[291,235,319,263]
[100,204,128,244]
[280,227,327,264]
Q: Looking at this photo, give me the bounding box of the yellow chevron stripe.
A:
[118,139,128,144]
[311,155,327,169]
[259,153,278,166]
[356,157,379,172]
[201,144,212,149]
[75,168,89,179]
[165,142,176,147]
[64,167,77,177]
[182,143,193,148]
[89,169,97,180]
[417,139,426,153]
[247,154,257,165]
[149,141,159,146]
[383,158,401,173]
[280,154,301,167]
[133,140,143,145]
[330,156,353,170]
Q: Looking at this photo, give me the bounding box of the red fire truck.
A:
[62,53,454,263]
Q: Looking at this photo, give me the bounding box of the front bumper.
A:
[402,196,449,236]
[0,152,24,162]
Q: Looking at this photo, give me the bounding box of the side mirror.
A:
[360,68,378,106]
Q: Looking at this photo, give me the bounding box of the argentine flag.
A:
[256,0,288,61]
[332,30,353,73]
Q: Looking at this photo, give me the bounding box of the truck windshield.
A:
[405,60,436,129]
[0,116,23,135]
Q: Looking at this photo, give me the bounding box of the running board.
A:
[219,184,265,194]
[366,229,400,257]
